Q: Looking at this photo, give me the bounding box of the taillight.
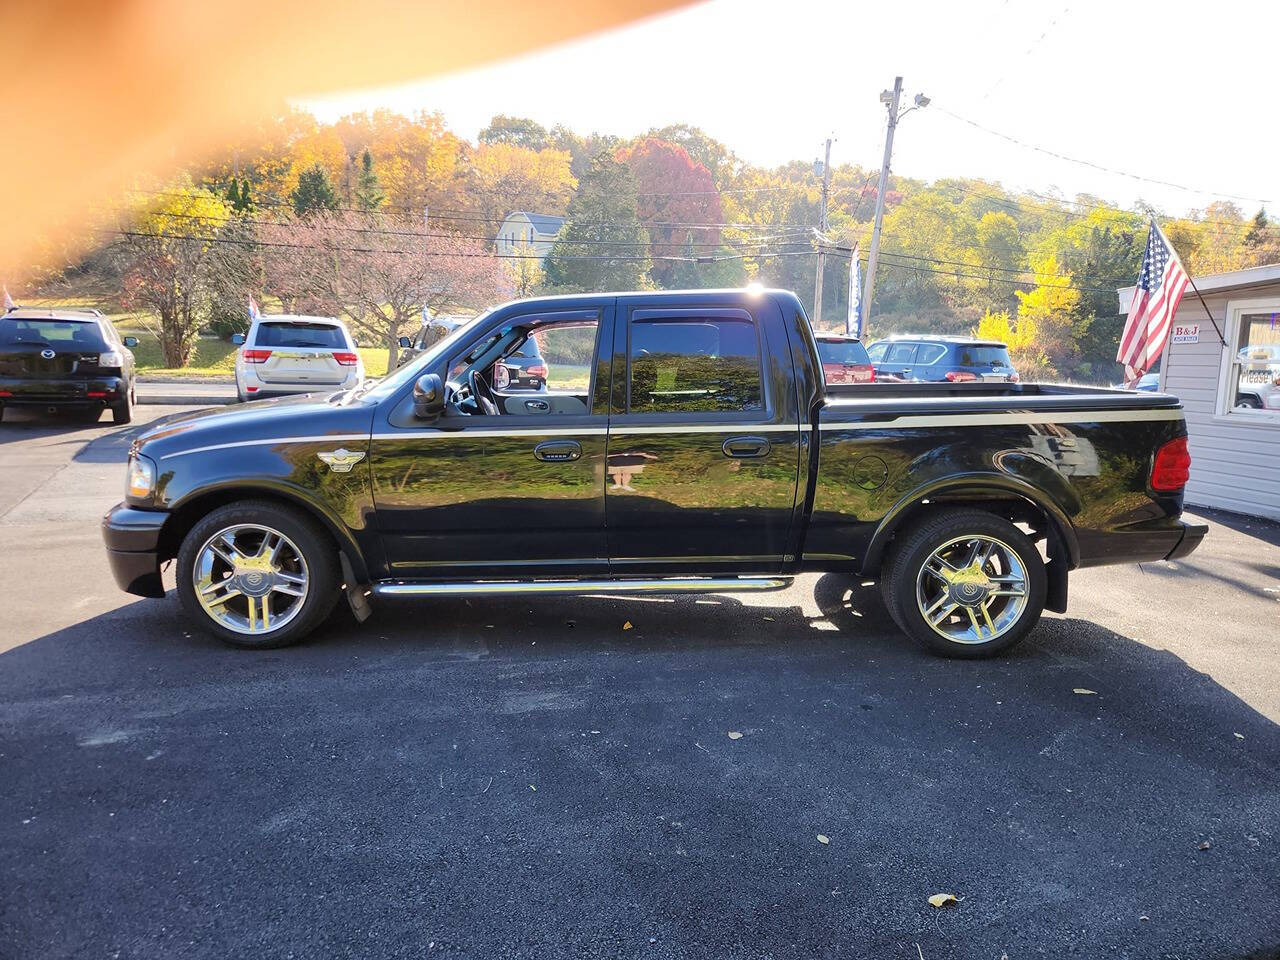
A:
[852,363,875,383]
[526,364,548,379]
[1151,436,1191,491]
[1009,371,1020,383]
[242,348,272,364]
[333,351,359,366]
[944,371,979,382]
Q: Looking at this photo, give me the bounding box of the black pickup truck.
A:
[102,289,1205,657]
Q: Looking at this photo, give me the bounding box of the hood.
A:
[134,392,375,460]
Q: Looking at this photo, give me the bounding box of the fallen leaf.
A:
[1139,915,1150,922]
[763,616,775,622]
[1073,688,1097,695]
[1234,732,1245,740]
[928,893,958,908]
[727,731,743,740]
[622,621,633,631]
[1198,840,1211,850]
[529,785,537,791]
[817,834,830,844]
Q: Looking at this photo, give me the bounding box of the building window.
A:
[1219,299,1280,421]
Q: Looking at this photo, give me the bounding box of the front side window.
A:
[1223,306,1280,418]
[867,342,888,363]
[629,316,762,413]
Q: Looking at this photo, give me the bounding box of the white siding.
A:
[1161,280,1280,520]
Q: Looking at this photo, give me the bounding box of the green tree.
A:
[354,149,385,211]
[291,163,338,216]
[478,115,549,151]
[543,152,650,291]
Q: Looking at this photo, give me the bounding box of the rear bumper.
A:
[1165,520,1208,561]
[102,502,168,598]
[236,367,360,400]
[0,375,127,406]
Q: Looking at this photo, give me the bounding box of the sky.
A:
[300,0,1278,217]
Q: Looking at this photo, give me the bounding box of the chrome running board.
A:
[372,577,792,598]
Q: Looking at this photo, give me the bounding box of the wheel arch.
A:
[861,474,1077,614]
[157,482,370,583]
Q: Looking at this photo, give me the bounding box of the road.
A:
[1,405,1278,960]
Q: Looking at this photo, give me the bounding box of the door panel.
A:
[369,303,612,578]
[604,300,800,575]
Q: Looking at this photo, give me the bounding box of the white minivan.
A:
[233,315,364,401]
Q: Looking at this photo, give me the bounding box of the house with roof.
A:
[1116,262,1280,520]
[496,212,565,262]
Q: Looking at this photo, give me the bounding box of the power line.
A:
[936,104,1271,204]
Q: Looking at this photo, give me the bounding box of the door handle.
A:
[534,440,582,462]
[524,398,550,412]
[722,436,771,459]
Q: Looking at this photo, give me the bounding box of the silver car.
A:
[233,315,364,401]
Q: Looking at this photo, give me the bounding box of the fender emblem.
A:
[317,447,366,473]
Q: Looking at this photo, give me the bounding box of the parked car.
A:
[494,335,548,390]
[103,288,1204,659]
[233,315,363,402]
[814,334,875,385]
[867,335,1019,383]
[1135,372,1161,392]
[0,307,137,423]
[1233,344,1280,410]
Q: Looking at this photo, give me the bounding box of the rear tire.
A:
[881,509,1047,659]
[111,388,133,424]
[176,500,341,649]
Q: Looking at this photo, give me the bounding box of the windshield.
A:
[356,311,491,401]
[816,339,870,365]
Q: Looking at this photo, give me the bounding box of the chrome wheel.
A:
[193,523,309,635]
[915,534,1029,645]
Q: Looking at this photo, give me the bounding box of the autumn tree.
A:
[543,152,650,291]
[116,184,236,367]
[618,138,722,287]
[463,142,576,227]
[262,212,507,368]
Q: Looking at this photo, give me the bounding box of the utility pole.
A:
[861,76,902,339]
[812,137,833,330]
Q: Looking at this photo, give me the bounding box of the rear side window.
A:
[254,321,348,349]
[0,318,106,348]
[957,345,1012,367]
[914,344,947,365]
[885,343,918,364]
[816,339,871,365]
[629,316,762,414]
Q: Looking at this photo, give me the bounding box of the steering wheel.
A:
[468,368,499,416]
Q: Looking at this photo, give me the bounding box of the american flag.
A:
[1118,222,1189,385]
[248,296,260,321]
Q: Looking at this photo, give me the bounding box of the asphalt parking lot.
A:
[1,405,1278,960]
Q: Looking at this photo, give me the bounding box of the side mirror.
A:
[398,336,413,349]
[230,334,246,346]
[412,373,445,419]
[122,336,139,348]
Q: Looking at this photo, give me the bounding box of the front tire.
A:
[881,509,1047,659]
[176,501,341,649]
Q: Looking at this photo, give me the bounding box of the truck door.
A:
[604,298,801,575]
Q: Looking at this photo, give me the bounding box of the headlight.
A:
[126,454,156,500]
[99,350,124,367]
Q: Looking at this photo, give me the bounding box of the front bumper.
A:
[102,502,168,597]
[0,375,127,407]
[1165,519,1208,560]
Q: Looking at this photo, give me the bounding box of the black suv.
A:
[0,308,138,423]
[867,336,1019,383]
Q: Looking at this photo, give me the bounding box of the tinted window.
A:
[914,344,947,365]
[254,321,348,349]
[0,318,106,348]
[957,345,1012,367]
[886,343,917,364]
[629,317,762,413]
[816,339,870,365]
